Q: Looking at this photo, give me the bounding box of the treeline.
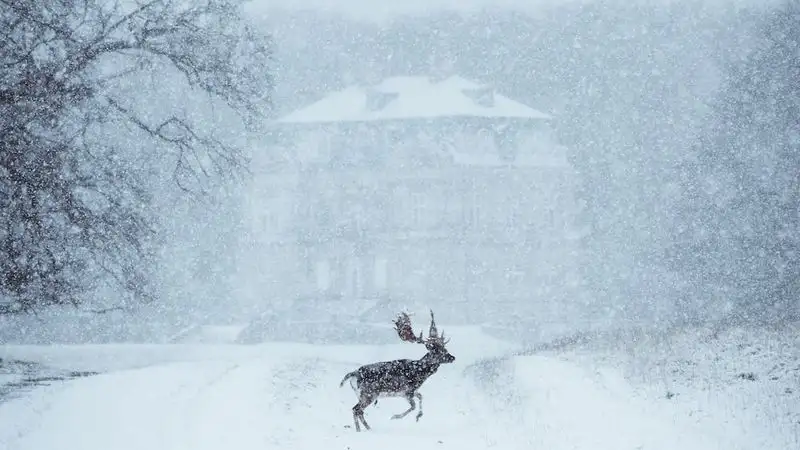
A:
[670,1,800,322]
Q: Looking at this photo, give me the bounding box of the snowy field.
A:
[536,321,800,450]
[0,323,796,450]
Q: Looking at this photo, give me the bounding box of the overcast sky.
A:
[245,0,771,22]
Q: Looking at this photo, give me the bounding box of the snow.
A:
[169,325,248,344]
[244,0,582,23]
[511,355,722,450]
[536,322,800,450]
[244,0,767,24]
[274,75,551,124]
[2,324,791,450]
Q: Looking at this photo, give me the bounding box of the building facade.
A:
[239,76,584,323]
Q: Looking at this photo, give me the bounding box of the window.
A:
[504,269,525,291]
[253,208,272,235]
[506,199,521,228]
[315,260,331,291]
[464,192,481,227]
[392,186,410,228]
[470,204,481,227]
[374,258,388,291]
[411,192,425,228]
[346,257,362,298]
[444,196,462,225]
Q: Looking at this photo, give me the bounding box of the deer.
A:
[339,310,455,432]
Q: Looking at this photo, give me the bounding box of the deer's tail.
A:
[339,371,358,389]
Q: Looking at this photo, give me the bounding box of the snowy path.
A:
[0,339,726,450]
[0,354,514,450]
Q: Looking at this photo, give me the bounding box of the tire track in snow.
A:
[270,357,323,416]
[150,358,285,449]
[0,384,61,450]
[3,350,532,450]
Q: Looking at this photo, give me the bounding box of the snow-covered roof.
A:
[274,75,551,124]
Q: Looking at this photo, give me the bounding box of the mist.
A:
[1,0,796,345]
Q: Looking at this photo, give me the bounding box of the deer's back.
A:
[357,358,428,393]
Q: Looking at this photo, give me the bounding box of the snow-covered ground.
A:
[0,323,795,450]
[169,325,248,344]
[539,321,800,450]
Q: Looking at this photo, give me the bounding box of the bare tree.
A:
[0,0,273,313]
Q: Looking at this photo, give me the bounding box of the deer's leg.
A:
[353,393,374,432]
[352,402,361,432]
[359,409,372,431]
[414,392,423,421]
[391,392,417,420]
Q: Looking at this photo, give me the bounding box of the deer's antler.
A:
[428,309,438,340]
[393,311,423,344]
[394,310,450,347]
[427,310,449,345]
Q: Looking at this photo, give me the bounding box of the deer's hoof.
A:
[415,412,423,422]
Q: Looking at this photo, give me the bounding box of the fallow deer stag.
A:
[339,310,455,431]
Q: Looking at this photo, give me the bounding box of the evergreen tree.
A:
[671,1,800,322]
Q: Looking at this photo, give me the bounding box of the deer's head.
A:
[393,310,455,364]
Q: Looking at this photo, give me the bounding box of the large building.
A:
[237,75,584,324]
